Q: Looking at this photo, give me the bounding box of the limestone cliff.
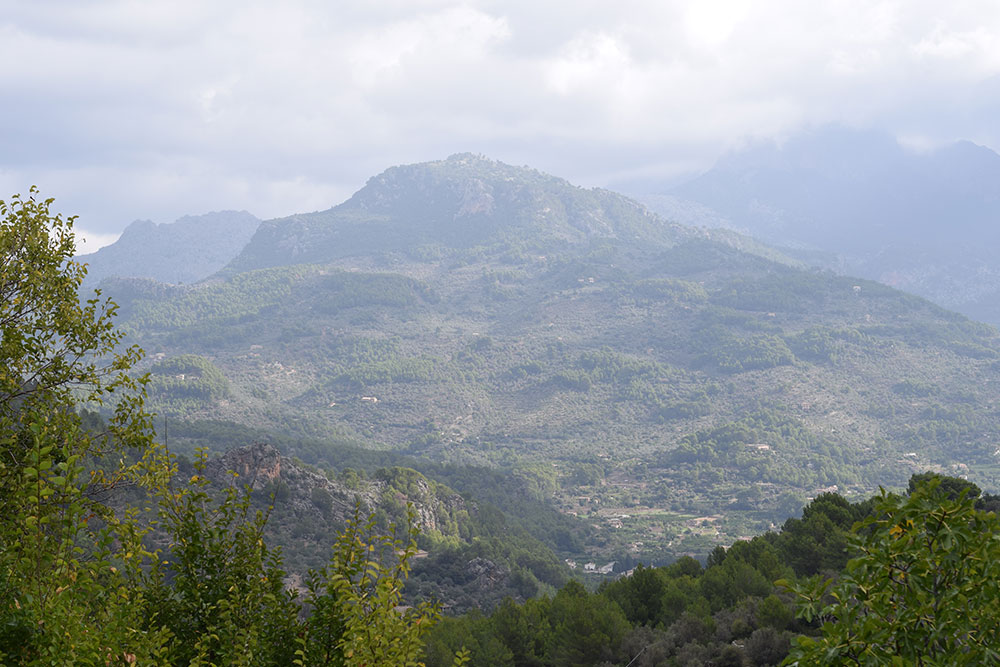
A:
[206,442,469,536]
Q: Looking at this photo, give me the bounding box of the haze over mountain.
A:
[102,154,1000,567]
[222,153,690,275]
[77,210,260,287]
[636,126,1000,325]
[11,3,1000,661]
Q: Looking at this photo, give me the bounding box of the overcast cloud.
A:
[3,0,1000,248]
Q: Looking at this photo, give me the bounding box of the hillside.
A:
[221,153,690,274]
[78,210,260,287]
[106,154,1000,566]
[194,442,570,611]
[640,125,1000,325]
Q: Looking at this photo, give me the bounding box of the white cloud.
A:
[348,6,510,87]
[683,1,750,48]
[2,0,1000,231]
[74,228,121,254]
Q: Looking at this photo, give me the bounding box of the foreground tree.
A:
[783,478,1000,665]
[0,188,170,662]
[0,190,456,665]
[301,504,465,666]
[144,451,301,666]
[0,187,157,490]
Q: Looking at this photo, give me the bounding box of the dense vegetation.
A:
[18,151,1000,663]
[0,192,464,665]
[9,181,1000,665]
[422,476,1000,666]
[106,155,1000,562]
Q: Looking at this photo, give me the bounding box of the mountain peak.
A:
[224,156,676,273]
[658,124,1000,324]
[78,210,261,287]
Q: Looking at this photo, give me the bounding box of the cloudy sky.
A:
[3,0,1000,251]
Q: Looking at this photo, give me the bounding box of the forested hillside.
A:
[422,474,1000,666]
[100,154,1000,566]
[8,161,1000,665]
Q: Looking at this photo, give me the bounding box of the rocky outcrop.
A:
[205,443,469,534]
[207,443,284,491]
[465,557,509,592]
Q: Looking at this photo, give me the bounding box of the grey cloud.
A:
[3,1,1000,234]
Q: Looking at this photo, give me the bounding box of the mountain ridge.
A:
[78,210,260,287]
[222,153,690,275]
[638,125,1000,324]
[103,154,1000,566]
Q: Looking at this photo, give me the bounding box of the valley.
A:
[89,154,1000,575]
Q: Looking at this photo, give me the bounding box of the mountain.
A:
[222,153,690,275]
[105,154,1000,567]
[77,210,260,287]
[639,125,1000,324]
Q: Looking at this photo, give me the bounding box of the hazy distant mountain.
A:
[637,126,1000,324]
[78,210,260,287]
[223,153,689,275]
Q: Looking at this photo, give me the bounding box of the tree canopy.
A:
[0,190,457,665]
[784,477,1000,665]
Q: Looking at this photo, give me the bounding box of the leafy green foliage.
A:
[0,192,451,665]
[148,353,232,408]
[784,479,1000,665]
[0,418,170,664]
[302,505,444,666]
[713,271,830,314]
[628,278,708,305]
[423,521,804,666]
[146,450,300,665]
[0,189,170,663]
[0,188,156,503]
[97,156,1000,570]
[333,357,438,388]
[693,325,796,373]
[311,272,436,312]
[124,265,313,330]
[426,474,1000,666]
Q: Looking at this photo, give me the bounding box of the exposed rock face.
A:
[455,178,495,218]
[205,443,468,534]
[206,442,378,521]
[207,443,284,491]
[465,557,509,592]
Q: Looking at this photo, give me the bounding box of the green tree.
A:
[302,503,454,667]
[783,479,1000,665]
[547,580,630,666]
[0,189,170,663]
[0,188,156,493]
[487,597,552,667]
[0,190,452,665]
[423,613,513,667]
[144,450,300,666]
